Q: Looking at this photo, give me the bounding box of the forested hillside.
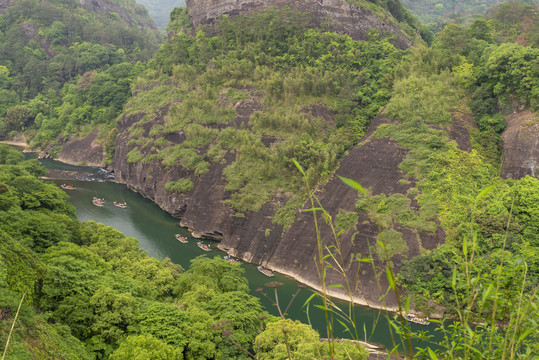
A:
[0,0,538,358]
[0,144,368,359]
[0,0,162,152]
[401,0,538,32]
[118,6,403,218]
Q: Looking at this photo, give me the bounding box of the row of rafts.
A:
[62,185,127,208]
[175,233,275,277]
[60,184,275,278]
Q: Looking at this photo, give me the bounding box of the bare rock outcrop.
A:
[185,0,413,49]
[112,105,445,309]
[57,130,106,167]
[0,0,9,14]
[501,110,539,180]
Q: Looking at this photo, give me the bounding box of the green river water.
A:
[40,158,438,352]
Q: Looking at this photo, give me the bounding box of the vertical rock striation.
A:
[185,0,413,49]
[112,108,445,309]
[0,0,9,14]
[501,111,539,180]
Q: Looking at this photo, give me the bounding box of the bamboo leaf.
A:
[405,296,411,314]
[518,328,533,342]
[338,176,366,194]
[476,182,497,202]
[292,159,305,176]
[328,284,343,288]
[314,304,329,311]
[480,284,493,305]
[303,293,318,307]
[304,207,323,212]
[386,269,396,291]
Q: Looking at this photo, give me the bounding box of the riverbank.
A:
[33,160,442,355]
[0,139,29,148]
[38,155,414,315]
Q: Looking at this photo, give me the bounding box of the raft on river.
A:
[406,314,430,326]
[257,266,274,277]
[92,197,105,207]
[176,234,188,243]
[197,241,211,251]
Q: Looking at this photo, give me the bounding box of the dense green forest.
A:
[0,144,368,359]
[123,7,406,222]
[0,0,162,151]
[0,0,538,358]
[401,0,538,32]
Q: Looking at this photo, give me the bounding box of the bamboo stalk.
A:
[2,293,26,360]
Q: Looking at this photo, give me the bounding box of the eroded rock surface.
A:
[185,0,413,49]
[57,130,107,167]
[112,105,445,308]
[501,111,539,180]
[0,0,9,14]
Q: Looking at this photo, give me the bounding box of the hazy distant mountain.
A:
[135,0,185,29]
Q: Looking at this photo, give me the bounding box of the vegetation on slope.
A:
[0,144,367,360]
[122,7,403,223]
[0,0,162,151]
[401,0,538,35]
[358,3,539,317]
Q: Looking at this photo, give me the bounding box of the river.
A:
[40,158,436,352]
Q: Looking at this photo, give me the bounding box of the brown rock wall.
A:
[0,0,9,14]
[57,130,106,167]
[111,105,445,308]
[185,0,413,49]
[501,111,539,180]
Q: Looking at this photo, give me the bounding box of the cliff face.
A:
[112,106,445,308]
[501,110,539,180]
[57,130,106,167]
[185,0,413,49]
[79,0,157,29]
[0,0,9,14]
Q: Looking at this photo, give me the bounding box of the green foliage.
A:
[478,43,539,109]
[254,319,321,359]
[125,7,404,213]
[377,229,408,260]
[0,144,24,164]
[134,302,188,350]
[477,113,506,133]
[0,231,45,303]
[159,145,210,176]
[182,123,218,148]
[0,0,161,147]
[335,209,359,232]
[174,256,249,301]
[110,334,184,360]
[254,318,369,360]
[127,147,145,163]
[165,178,194,194]
[386,70,458,126]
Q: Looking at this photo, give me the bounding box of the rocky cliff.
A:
[56,130,107,167]
[501,110,539,180]
[185,0,413,49]
[112,103,445,308]
[0,0,9,14]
